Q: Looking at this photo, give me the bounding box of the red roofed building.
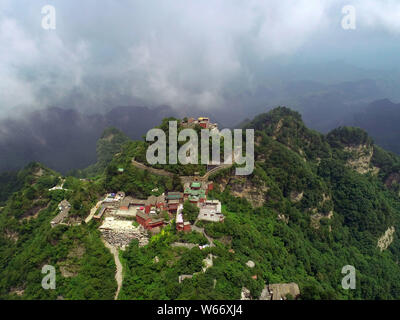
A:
[168,200,180,214]
[176,213,191,232]
[198,117,209,129]
[136,211,164,230]
[136,211,151,227]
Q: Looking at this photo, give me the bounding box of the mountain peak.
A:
[327,126,373,149]
[245,107,303,132]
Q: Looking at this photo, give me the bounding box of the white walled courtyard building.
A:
[198,200,224,223]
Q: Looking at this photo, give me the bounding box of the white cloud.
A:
[357,0,400,33]
[0,14,90,115]
[1,0,400,117]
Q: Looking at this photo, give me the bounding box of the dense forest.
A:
[1,107,400,300]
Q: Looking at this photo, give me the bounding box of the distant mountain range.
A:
[226,78,389,134]
[0,86,399,175]
[351,99,400,155]
[278,97,400,156]
[291,79,382,133]
[0,105,178,174]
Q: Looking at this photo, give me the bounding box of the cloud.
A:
[357,0,400,33]
[0,10,90,116]
[0,0,400,118]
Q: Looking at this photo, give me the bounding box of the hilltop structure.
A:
[181,117,218,130]
[198,199,224,223]
[50,200,71,228]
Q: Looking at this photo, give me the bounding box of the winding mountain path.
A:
[85,200,103,224]
[201,163,232,180]
[131,158,232,181]
[192,223,215,247]
[131,159,174,177]
[102,240,123,300]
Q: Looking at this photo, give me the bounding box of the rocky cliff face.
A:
[218,176,269,207]
[241,283,301,300]
[344,144,379,175]
[290,191,304,203]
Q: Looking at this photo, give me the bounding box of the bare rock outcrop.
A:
[100,219,149,248]
[9,287,25,297]
[377,226,395,252]
[272,119,284,140]
[290,191,304,203]
[240,287,252,300]
[310,211,333,230]
[4,229,18,242]
[260,283,300,300]
[344,144,379,175]
[277,214,289,224]
[218,177,269,207]
[309,194,334,230]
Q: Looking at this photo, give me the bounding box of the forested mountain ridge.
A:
[204,107,400,299]
[1,107,400,299]
[0,162,117,299]
[237,107,399,239]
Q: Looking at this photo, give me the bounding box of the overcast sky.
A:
[1,0,400,118]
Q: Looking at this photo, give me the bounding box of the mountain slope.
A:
[114,107,400,300]
[1,107,400,300]
[0,163,116,299]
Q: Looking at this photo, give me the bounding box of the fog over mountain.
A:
[2,0,400,116]
[350,99,400,154]
[2,1,400,171]
[4,2,400,303]
[0,105,178,173]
